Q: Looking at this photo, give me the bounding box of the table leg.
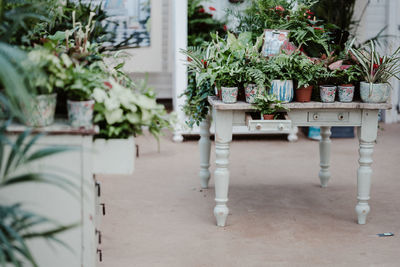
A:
[213,110,233,227]
[319,126,331,187]
[199,115,211,189]
[288,126,298,142]
[355,110,378,224]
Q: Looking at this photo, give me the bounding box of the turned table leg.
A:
[199,115,211,189]
[319,126,332,187]
[213,110,233,227]
[356,110,378,224]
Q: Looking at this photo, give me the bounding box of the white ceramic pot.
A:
[24,93,57,127]
[360,82,390,103]
[67,99,95,128]
[92,136,135,175]
[221,86,238,103]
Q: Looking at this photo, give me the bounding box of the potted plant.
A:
[92,76,170,174]
[350,41,400,103]
[265,54,295,102]
[65,64,101,128]
[291,53,330,102]
[334,64,362,102]
[254,92,287,120]
[22,48,70,127]
[244,62,267,103]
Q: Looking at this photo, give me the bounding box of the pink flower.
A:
[104,81,112,89]
[275,5,285,12]
[209,6,216,11]
[198,8,205,13]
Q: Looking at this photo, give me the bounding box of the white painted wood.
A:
[356,110,379,224]
[2,133,97,267]
[199,115,212,188]
[213,109,233,227]
[319,126,332,187]
[172,0,188,142]
[208,96,392,111]
[207,100,387,226]
[92,137,135,175]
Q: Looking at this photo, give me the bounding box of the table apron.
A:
[288,109,363,127]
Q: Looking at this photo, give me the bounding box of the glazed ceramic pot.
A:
[360,82,390,103]
[338,85,355,102]
[221,86,238,103]
[24,93,57,127]
[295,85,313,102]
[67,99,95,128]
[269,80,294,102]
[320,85,337,103]
[263,114,274,120]
[245,84,262,104]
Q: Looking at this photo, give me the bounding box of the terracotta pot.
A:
[295,85,313,102]
[263,114,274,120]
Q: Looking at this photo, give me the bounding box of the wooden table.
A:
[199,96,391,227]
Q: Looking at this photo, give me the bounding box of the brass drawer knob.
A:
[256,123,262,130]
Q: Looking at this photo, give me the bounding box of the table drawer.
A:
[247,116,292,132]
[308,111,349,122]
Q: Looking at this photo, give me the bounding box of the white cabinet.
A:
[2,122,100,267]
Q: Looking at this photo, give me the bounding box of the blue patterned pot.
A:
[24,94,57,127]
[67,99,95,128]
[360,82,390,103]
[269,80,293,102]
[320,85,337,103]
[338,85,355,102]
[221,86,238,104]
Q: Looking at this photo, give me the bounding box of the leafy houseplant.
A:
[254,92,287,120]
[21,48,71,127]
[350,41,400,103]
[92,76,170,174]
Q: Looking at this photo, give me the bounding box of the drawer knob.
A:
[313,113,319,120]
[338,113,344,120]
[256,123,262,130]
[278,124,284,131]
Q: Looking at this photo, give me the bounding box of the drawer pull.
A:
[97,249,103,262]
[278,124,284,130]
[95,181,101,197]
[100,203,106,216]
[96,229,102,244]
[255,123,262,130]
[338,113,344,120]
[313,113,319,120]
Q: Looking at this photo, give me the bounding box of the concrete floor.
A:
[98,123,400,267]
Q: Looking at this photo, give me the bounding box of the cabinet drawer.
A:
[308,111,349,122]
[247,116,292,132]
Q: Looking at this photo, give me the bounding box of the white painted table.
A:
[199,96,391,227]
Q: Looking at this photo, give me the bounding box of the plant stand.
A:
[200,96,391,227]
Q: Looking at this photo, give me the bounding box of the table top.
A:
[208,96,392,111]
[6,120,99,135]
